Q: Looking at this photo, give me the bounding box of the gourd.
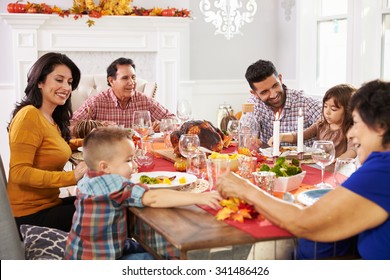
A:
[72,119,104,138]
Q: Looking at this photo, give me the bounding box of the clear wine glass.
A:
[227,119,240,141]
[178,134,200,159]
[333,158,357,187]
[311,140,335,189]
[176,99,192,124]
[132,110,153,162]
[160,118,175,148]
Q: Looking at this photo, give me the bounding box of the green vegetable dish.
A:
[139,175,159,184]
[259,157,302,177]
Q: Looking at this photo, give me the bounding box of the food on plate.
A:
[259,157,302,177]
[139,175,186,185]
[170,120,230,156]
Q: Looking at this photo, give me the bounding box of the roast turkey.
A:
[170,120,230,156]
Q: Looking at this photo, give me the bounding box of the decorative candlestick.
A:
[273,112,280,158]
[297,107,304,160]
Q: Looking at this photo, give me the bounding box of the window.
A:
[382,9,390,79]
[317,0,348,88]
[297,0,383,97]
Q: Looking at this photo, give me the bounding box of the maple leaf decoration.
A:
[215,197,259,223]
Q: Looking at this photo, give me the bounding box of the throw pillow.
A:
[20,224,68,260]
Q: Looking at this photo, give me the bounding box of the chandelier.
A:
[199,0,258,40]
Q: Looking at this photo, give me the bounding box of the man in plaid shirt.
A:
[71,57,175,130]
[244,59,322,147]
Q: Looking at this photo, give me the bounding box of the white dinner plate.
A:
[131,171,197,189]
[259,146,315,158]
[296,189,332,206]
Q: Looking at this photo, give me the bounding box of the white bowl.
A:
[274,171,306,193]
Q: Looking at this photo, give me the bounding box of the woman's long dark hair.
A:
[8,52,81,142]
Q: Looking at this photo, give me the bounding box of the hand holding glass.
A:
[311,140,335,189]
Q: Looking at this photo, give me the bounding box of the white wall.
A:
[0,0,296,176]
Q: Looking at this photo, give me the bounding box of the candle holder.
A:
[297,152,304,160]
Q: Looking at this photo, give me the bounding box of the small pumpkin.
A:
[72,119,104,138]
[220,108,237,132]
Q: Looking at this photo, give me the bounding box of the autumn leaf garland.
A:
[215,197,261,223]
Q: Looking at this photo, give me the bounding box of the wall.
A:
[0,0,297,176]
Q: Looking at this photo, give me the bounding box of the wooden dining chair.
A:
[0,154,25,259]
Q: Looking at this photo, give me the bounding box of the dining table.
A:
[124,136,337,260]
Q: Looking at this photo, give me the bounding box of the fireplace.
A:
[0,13,190,111]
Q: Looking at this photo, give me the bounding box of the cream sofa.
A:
[71,74,157,112]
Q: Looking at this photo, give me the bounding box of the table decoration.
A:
[215,197,260,223]
[6,1,192,26]
[297,107,304,156]
[272,112,280,157]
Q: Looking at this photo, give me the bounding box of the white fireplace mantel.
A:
[0,13,191,111]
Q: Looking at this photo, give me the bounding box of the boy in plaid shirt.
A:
[64,127,221,259]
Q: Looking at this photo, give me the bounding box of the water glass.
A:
[238,132,258,152]
[311,140,335,189]
[135,139,155,171]
[177,99,192,124]
[160,118,176,148]
[333,158,357,187]
[179,134,200,158]
[237,155,257,179]
[206,158,230,191]
[252,171,276,195]
[187,152,208,179]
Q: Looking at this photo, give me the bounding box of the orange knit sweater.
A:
[7,105,80,217]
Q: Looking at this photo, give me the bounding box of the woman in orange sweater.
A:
[7,52,87,235]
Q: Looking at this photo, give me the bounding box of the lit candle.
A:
[297,108,304,153]
[273,112,280,157]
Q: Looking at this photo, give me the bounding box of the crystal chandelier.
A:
[199,0,258,40]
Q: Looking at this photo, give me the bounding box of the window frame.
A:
[296,0,383,98]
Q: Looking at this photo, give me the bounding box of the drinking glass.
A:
[252,171,276,195]
[178,134,200,159]
[132,110,153,162]
[160,118,176,148]
[187,151,208,179]
[176,99,192,124]
[227,119,240,141]
[135,139,154,171]
[206,158,230,191]
[334,158,357,187]
[311,140,335,189]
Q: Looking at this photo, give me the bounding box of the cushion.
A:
[20,225,68,260]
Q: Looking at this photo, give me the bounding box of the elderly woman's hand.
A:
[216,171,256,200]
